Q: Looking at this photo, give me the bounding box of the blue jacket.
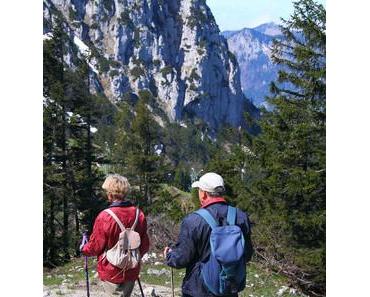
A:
[166,202,253,297]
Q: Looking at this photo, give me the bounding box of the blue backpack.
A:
[195,206,246,296]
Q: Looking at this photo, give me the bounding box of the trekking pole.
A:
[170,267,175,297]
[137,277,145,297]
[81,232,90,297]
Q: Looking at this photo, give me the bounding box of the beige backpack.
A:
[103,208,141,271]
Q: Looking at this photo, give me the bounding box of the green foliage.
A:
[197,47,205,55]
[119,10,133,28]
[228,51,237,64]
[150,189,184,222]
[189,83,197,91]
[98,56,110,73]
[110,60,121,68]
[110,92,167,206]
[212,1,325,294]
[43,19,107,266]
[162,122,216,167]
[130,66,145,80]
[199,38,207,49]
[132,55,144,66]
[191,188,201,209]
[109,69,119,77]
[189,68,201,81]
[134,28,141,48]
[90,22,99,29]
[152,59,161,67]
[68,7,76,20]
[102,0,114,12]
[203,1,326,294]
[173,165,192,192]
[188,5,208,29]
[160,65,173,78]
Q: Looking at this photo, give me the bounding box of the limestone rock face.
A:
[223,23,284,107]
[43,0,258,130]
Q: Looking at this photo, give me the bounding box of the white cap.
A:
[191,172,225,193]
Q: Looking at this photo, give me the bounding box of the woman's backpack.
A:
[103,208,141,271]
[195,206,246,296]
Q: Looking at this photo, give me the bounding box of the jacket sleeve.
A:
[138,213,150,257]
[82,213,107,257]
[166,215,196,269]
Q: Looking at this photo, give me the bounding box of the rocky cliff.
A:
[43,0,258,131]
[223,23,282,107]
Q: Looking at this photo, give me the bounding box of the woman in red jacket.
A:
[81,174,150,297]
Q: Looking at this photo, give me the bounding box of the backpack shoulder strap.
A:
[195,209,218,230]
[104,209,125,232]
[226,206,237,226]
[131,208,140,231]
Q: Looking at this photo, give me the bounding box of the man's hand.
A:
[163,246,172,258]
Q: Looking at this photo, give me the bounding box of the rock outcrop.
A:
[43,0,258,130]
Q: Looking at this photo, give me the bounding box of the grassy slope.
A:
[44,258,306,297]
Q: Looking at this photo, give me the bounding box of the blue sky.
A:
[206,0,326,31]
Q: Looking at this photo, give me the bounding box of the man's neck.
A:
[201,196,226,208]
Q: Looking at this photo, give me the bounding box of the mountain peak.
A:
[252,22,282,36]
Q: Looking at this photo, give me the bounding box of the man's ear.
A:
[200,190,207,201]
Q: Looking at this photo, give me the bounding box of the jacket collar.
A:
[109,200,133,208]
[201,197,227,208]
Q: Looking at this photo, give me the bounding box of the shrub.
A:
[119,10,133,28]
[160,66,173,79]
[109,60,121,68]
[133,28,141,48]
[130,66,145,79]
[153,59,161,67]
[102,0,114,11]
[98,57,110,73]
[228,51,237,64]
[189,83,198,91]
[197,48,205,55]
[68,7,76,20]
[189,68,200,81]
[109,69,119,77]
[90,22,99,29]
[187,6,208,29]
[199,39,206,48]
[150,189,185,223]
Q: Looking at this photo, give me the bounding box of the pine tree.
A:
[109,90,168,206]
[43,18,71,264]
[110,101,134,174]
[44,18,107,264]
[246,0,326,293]
[127,91,166,205]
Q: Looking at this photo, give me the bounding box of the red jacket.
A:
[82,201,150,284]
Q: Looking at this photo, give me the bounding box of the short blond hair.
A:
[102,174,130,198]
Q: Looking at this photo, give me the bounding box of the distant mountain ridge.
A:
[253,22,282,36]
[222,22,283,107]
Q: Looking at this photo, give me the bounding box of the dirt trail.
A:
[43,279,181,297]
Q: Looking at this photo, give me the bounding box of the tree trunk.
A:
[49,193,57,263]
[74,205,80,256]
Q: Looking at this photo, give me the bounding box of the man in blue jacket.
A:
[164,172,253,297]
